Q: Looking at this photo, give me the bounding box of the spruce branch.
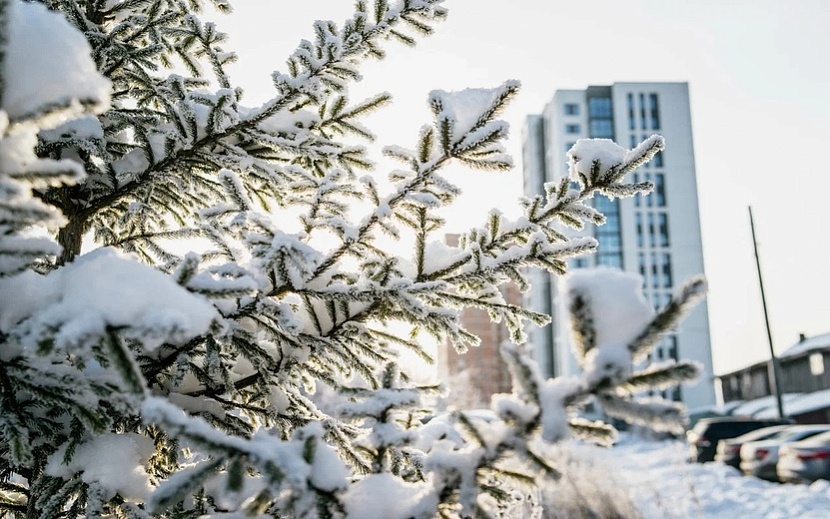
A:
[566,292,596,361]
[628,276,707,362]
[621,361,701,395]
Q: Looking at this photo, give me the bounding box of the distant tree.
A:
[0,1,704,517]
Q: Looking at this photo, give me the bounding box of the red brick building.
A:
[436,235,520,409]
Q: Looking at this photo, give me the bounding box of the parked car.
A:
[715,425,791,469]
[739,425,830,481]
[687,417,791,463]
[778,430,830,484]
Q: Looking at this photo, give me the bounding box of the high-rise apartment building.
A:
[521,82,716,410]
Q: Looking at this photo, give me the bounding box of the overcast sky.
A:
[212,0,830,375]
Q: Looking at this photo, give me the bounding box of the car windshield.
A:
[768,429,797,440]
[774,428,830,442]
[732,426,786,443]
[795,430,830,445]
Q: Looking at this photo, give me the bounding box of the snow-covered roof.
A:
[729,393,803,417]
[779,332,830,359]
[754,389,830,419]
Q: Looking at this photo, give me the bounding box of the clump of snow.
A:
[538,376,585,443]
[110,147,151,177]
[340,388,421,418]
[3,1,110,123]
[167,393,226,419]
[308,438,349,492]
[341,473,438,519]
[0,248,217,350]
[562,267,654,348]
[429,83,509,136]
[251,107,321,134]
[422,239,467,274]
[0,114,85,181]
[427,81,517,157]
[297,422,349,493]
[45,433,155,502]
[39,116,104,142]
[491,393,539,431]
[583,343,633,385]
[567,139,626,181]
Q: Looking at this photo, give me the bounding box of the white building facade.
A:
[522,82,716,410]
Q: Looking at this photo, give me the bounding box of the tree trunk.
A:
[57,216,85,265]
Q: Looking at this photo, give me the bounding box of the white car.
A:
[740,425,830,481]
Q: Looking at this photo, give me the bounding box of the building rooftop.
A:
[779,332,830,359]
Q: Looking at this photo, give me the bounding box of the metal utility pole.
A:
[749,206,786,420]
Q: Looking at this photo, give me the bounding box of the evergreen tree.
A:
[0,1,705,517]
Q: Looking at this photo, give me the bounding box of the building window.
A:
[598,254,623,269]
[639,93,646,129]
[655,173,666,206]
[627,93,635,131]
[565,123,581,134]
[668,336,678,360]
[588,97,612,118]
[651,291,661,308]
[654,150,664,168]
[648,213,655,247]
[638,252,646,279]
[650,252,658,288]
[636,212,643,247]
[658,213,669,246]
[594,195,623,268]
[564,103,580,115]
[589,119,613,138]
[662,252,672,288]
[811,353,825,376]
[649,93,660,130]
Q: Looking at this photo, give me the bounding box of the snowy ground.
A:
[567,435,830,518]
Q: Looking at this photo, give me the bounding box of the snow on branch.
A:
[552,268,705,432]
[567,135,663,198]
[426,80,518,169]
[1,1,109,125]
[0,248,217,351]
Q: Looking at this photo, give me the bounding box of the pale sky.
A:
[213,1,830,375]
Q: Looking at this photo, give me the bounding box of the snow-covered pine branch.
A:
[555,268,706,434]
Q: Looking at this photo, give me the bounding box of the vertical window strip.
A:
[636,212,643,247]
[648,213,655,248]
[650,252,658,289]
[658,213,669,246]
[649,93,660,129]
[655,173,666,206]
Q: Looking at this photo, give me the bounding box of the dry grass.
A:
[541,446,644,519]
